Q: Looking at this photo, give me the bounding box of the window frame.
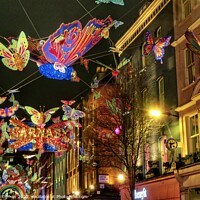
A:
[184,48,195,86]
[188,113,200,154]
[158,76,165,110]
[182,0,191,19]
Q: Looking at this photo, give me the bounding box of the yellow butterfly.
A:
[24,106,59,127]
[0,31,30,71]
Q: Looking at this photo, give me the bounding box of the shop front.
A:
[174,163,200,200]
[135,174,180,200]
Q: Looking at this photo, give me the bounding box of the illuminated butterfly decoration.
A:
[95,0,124,6]
[24,106,60,127]
[0,31,30,71]
[144,30,171,64]
[94,57,131,77]
[62,105,85,121]
[26,159,34,166]
[80,57,89,72]
[106,98,119,115]
[9,93,20,107]
[0,121,9,145]
[50,116,81,130]
[61,99,76,106]
[29,17,113,81]
[94,91,101,100]
[0,97,7,105]
[0,104,19,118]
[101,20,124,39]
[185,30,200,56]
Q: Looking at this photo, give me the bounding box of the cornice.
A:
[171,18,200,47]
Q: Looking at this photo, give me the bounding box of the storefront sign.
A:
[99,175,109,183]
[135,188,147,200]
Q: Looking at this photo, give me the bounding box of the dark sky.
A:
[0,0,145,119]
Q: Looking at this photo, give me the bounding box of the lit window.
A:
[189,114,200,153]
[182,0,191,19]
[158,77,165,109]
[185,49,195,85]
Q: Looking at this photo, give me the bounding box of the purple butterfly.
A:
[62,105,85,120]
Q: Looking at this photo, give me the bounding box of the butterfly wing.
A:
[71,109,85,120]
[153,36,171,64]
[0,108,7,118]
[185,30,200,50]
[185,30,200,55]
[0,43,17,70]
[0,97,7,104]
[7,104,19,117]
[17,31,29,55]
[44,107,59,123]
[111,0,124,5]
[42,17,113,66]
[62,105,72,119]
[144,30,154,56]
[52,116,61,124]
[117,57,131,70]
[24,106,41,125]
[94,91,101,100]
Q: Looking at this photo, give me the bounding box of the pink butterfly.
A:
[144,30,171,64]
[61,100,76,106]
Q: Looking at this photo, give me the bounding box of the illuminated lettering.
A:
[134,188,147,200]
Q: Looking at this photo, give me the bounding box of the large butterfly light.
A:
[24,106,59,127]
[185,30,200,56]
[0,31,30,71]
[29,17,113,81]
[144,30,171,64]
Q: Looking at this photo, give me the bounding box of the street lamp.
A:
[149,109,179,118]
[149,109,161,117]
[117,174,125,183]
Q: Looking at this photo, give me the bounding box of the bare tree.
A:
[82,64,163,200]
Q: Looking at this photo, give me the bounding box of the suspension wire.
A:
[76,0,94,19]
[9,0,144,101]
[17,0,41,39]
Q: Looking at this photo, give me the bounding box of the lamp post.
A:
[149,108,179,172]
[92,161,100,194]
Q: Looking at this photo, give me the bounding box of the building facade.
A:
[116,0,180,199]
[172,0,200,199]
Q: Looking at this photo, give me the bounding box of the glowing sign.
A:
[134,188,147,200]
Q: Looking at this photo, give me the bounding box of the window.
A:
[158,77,165,109]
[142,88,147,108]
[182,0,191,19]
[189,114,200,153]
[185,49,195,85]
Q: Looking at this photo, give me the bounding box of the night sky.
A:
[0,0,145,119]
